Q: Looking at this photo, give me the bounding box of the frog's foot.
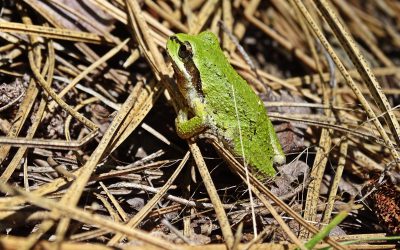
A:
[175,108,207,139]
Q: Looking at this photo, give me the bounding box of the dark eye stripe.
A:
[178,41,193,59]
[178,43,203,100]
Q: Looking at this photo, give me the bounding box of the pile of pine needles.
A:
[0,0,399,249]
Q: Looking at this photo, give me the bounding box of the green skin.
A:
[166,31,285,176]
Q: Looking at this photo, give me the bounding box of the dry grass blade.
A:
[124,0,167,76]
[107,151,190,245]
[244,13,317,70]
[323,139,348,224]
[28,49,97,130]
[285,66,400,86]
[0,130,98,150]
[19,80,141,249]
[99,181,129,221]
[189,142,235,248]
[295,0,335,234]
[144,0,188,33]
[301,127,332,238]
[315,0,400,169]
[0,39,55,183]
[108,81,163,152]
[190,0,220,34]
[293,0,400,240]
[211,141,345,250]
[48,38,130,111]
[0,182,181,250]
[0,8,41,165]
[0,21,114,44]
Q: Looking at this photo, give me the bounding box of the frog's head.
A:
[166,32,219,102]
[166,34,193,79]
[166,31,220,75]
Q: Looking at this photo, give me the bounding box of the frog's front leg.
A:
[176,100,207,139]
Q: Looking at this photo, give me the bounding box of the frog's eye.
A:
[178,41,192,59]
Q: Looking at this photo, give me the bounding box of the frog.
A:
[166,31,285,177]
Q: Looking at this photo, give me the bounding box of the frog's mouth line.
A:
[182,55,204,101]
[170,37,204,101]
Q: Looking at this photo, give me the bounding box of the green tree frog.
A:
[166,31,285,176]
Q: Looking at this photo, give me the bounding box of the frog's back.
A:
[191,32,284,176]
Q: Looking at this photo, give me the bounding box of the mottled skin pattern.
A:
[167,31,285,176]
